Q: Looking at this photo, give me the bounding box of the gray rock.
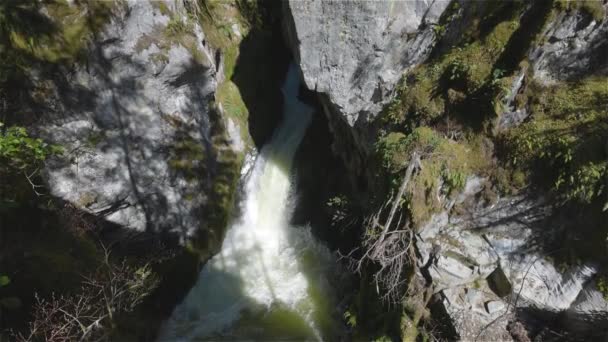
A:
[416,177,608,339]
[497,69,529,132]
[485,300,506,315]
[530,5,608,83]
[283,0,450,126]
[36,0,237,243]
[439,285,512,341]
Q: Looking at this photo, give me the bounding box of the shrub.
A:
[501,78,608,206]
[165,15,191,38]
[15,259,159,342]
[0,123,61,172]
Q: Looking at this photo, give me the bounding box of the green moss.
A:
[216,80,249,137]
[598,275,608,300]
[134,3,217,66]
[164,14,193,39]
[168,137,207,182]
[384,4,524,129]
[153,1,172,17]
[20,223,101,295]
[375,127,490,226]
[501,77,608,205]
[86,130,106,147]
[194,1,253,146]
[12,1,117,64]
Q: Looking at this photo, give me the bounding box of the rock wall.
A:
[530,4,608,83]
[283,0,451,198]
[416,177,608,340]
[421,4,608,338]
[283,0,450,126]
[284,0,608,340]
[35,0,243,247]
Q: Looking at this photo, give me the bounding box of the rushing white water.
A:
[159,65,338,341]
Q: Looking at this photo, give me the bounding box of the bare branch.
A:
[23,168,46,196]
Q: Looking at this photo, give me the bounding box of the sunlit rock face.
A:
[283,0,450,126]
[416,176,608,341]
[282,0,450,199]
[36,0,234,241]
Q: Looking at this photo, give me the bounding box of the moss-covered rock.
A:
[500,77,608,206]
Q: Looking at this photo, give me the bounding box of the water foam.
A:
[159,64,335,341]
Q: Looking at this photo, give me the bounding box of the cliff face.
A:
[284,1,608,340]
[283,0,450,126]
[283,0,451,198]
[34,0,246,249]
[530,6,608,83]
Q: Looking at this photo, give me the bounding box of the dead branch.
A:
[24,168,46,196]
[15,255,159,342]
[342,152,422,304]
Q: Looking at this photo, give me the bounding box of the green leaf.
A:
[0,275,10,287]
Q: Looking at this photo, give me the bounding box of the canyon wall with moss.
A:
[285,0,608,340]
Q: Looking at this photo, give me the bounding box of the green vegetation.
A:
[375,127,489,226]
[1,0,115,67]
[217,81,248,128]
[344,3,607,339]
[168,136,207,183]
[165,14,192,38]
[194,0,254,145]
[384,2,526,130]
[371,0,602,228]
[501,77,608,207]
[0,0,117,129]
[0,123,61,171]
[0,2,201,339]
[0,274,21,319]
[0,122,62,208]
[599,275,608,300]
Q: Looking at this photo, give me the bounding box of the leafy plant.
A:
[441,166,467,195]
[446,58,469,84]
[343,309,357,328]
[501,78,608,206]
[0,122,61,171]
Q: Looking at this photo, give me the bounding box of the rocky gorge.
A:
[1,0,607,341]
[284,0,608,340]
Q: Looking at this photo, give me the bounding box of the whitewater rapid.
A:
[159,65,338,341]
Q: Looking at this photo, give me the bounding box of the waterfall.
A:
[159,65,338,341]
